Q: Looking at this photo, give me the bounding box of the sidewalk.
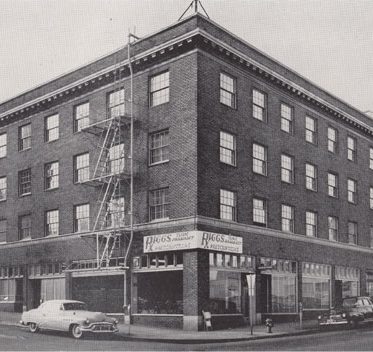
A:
[0,311,320,343]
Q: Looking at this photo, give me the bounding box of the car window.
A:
[343,298,357,307]
[357,299,364,306]
[363,299,371,306]
[63,302,87,311]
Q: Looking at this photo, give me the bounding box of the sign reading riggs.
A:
[143,231,243,254]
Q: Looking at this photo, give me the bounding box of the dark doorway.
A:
[335,280,343,307]
[15,279,23,312]
[259,274,272,313]
[31,280,41,309]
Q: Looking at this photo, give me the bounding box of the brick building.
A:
[1,13,373,331]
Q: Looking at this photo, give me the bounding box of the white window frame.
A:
[74,153,89,183]
[150,71,170,107]
[0,219,6,243]
[347,136,356,162]
[370,187,373,210]
[328,127,337,153]
[347,178,357,204]
[19,168,31,196]
[74,102,90,132]
[19,214,31,240]
[280,103,293,134]
[252,89,266,122]
[305,116,317,144]
[45,161,59,190]
[74,204,90,232]
[149,188,170,221]
[149,130,170,165]
[19,124,31,151]
[220,72,236,108]
[348,221,358,245]
[328,216,338,241]
[0,133,7,158]
[305,163,317,191]
[252,143,267,175]
[281,154,294,183]
[219,131,236,166]
[220,189,237,221]
[305,211,317,237]
[281,204,294,233]
[45,114,59,142]
[327,172,338,198]
[45,209,59,236]
[253,198,267,226]
[0,176,6,201]
[108,89,125,118]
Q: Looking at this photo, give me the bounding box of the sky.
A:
[1,0,373,114]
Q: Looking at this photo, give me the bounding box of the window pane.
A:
[150,72,170,107]
[220,132,236,166]
[150,130,170,165]
[220,189,236,221]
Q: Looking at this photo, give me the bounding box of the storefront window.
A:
[272,275,297,313]
[302,262,331,310]
[302,278,330,309]
[136,271,182,314]
[335,266,359,299]
[209,270,242,314]
[342,281,358,298]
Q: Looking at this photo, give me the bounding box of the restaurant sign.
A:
[143,231,243,254]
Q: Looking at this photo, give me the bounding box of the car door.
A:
[40,302,60,330]
[356,298,367,318]
[363,298,373,318]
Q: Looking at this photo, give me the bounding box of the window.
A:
[0,219,6,243]
[45,210,59,236]
[348,222,358,245]
[45,161,59,190]
[106,197,125,228]
[220,73,236,108]
[74,153,89,183]
[45,114,59,142]
[347,179,357,204]
[149,188,170,221]
[328,216,338,241]
[19,124,31,151]
[149,130,170,165]
[370,187,373,209]
[220,131,236,166]
[0,133,6,158]
[328,127,337,153]
[281,204,294,232]
[108,89,125,118]
[327,173,338,198]
[150,71,170,107]
[74,102,89,132]
[253,198,267,226]
[370,227,373,248]
[252,89,266,121]
[281,103,293,134]
[74,204,90,232]
[0,176,6,201]
[220,189,236,221]
[305,163,317,191]
[281,154,294,183]
[109,144,124,174]
[347,136,356,161]
[305,211,317,237]
[252,143,267,175]
[19,169,31,196]
[19,214,31,240]
[370,148,373,170]
[305,116,317,144]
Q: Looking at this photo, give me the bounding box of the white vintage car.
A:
[20,299,119,339]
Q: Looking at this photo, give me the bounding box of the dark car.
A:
[317,296,373,329]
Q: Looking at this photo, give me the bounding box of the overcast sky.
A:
[1,0,373,113]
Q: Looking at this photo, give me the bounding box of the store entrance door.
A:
[260,274,271,313]
[31,280,41,308]
[335,280,343,307]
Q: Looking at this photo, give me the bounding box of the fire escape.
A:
[65,33,139,273]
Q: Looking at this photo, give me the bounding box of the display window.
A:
[302,262,331,310]
[335,266,359,300]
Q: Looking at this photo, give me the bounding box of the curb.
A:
[3,321,320,344]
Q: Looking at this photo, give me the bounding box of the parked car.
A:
[20,300,119,339]
[318,296,373,329]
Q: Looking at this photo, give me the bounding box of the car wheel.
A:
[29,323,39,333]
[70,324,83,339]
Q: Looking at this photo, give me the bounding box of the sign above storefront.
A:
[143,231,243,254]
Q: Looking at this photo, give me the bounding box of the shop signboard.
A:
[143,230,243,254]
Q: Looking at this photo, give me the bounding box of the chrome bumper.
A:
[80,323,119,333]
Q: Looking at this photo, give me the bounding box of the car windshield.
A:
[63,303,87,311]
[343,298,357,307]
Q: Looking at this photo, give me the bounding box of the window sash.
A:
[281,155,293,183]
[19,215,31,239]
[0,177,6,201]
[149,188,170,221]
[0,133,7,158]
[347,137,356,161]
[347,179,357,203]
[328,127,337,153]
[19,169,31,195]
[281,104,293,133]
[45,162,59,189]
[305,117,317,144]
[74,204,90,232]
[19,124,31,150]
[150,72,170,107]
[74,154,89,182]
[253,144,267,175]
[150,130,170,165]
[306,212,317,237]
[348,223,357,244]
[220,189,236,221]
[46,210,59,236]
[0,220,6,242]
[328,217,338,241]
[220,73,236,108]
[45,115,59,142]
[253,198,266,225]
[74,103,90,132]
[305,164,317,190]
[220,132,236,166]
[281,205,294,232]
[252,89,266,121]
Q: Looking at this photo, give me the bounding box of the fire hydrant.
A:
[265,318,273,333]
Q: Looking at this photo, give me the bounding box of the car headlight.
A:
[318,315,322,320]
[114,319,118,325]
[342,313,346,318]
[85,318,90,325]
